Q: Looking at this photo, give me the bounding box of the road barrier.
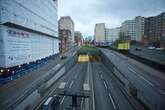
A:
[127,53,165,73]
[2,53,78,110]
[100,49,165,110]
[110,47,165,73]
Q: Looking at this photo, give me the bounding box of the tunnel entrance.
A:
[77,45,101,62]
[77,54,100,62]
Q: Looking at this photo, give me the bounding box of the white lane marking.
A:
[137,74,154,86]
[109,93,117,109]
[90,65,95,110]
[128,67,154,86]
[69,80,74,88]
[60,96,66,104]
[80,98,83,108]
[104,81,108,89]
[128,67,136,73]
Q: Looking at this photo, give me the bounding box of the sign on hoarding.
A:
[4,27,31,67]
[0,26,59,68]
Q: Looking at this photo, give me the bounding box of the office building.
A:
[120,20,136,41]
[105,27,120,43]
[94,23,106,42]
[74,31,83,46]
[144,12,165,47]
[135,16,145,42]
[59,16,75,45]
[59,29,71,53]
[94,23,106,46]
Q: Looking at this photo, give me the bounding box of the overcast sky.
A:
[58,0,165,37]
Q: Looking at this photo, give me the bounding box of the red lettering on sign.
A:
[6,29,29,38]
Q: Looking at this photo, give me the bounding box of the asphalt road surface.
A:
[100,48,165,110]
[1,46,165,110]
[57,63,87,110]
[0,46,79,109]
[130,46,165,65]
[92,62,135,110]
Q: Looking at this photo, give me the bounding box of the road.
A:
[0,46,79,109]
[41,61,136,110]
[100,48,165,110]
[92,62,135,110]
[57,63,87,110]
[35,60,137,110]
[130,46,165,65]
[1,46,165,110]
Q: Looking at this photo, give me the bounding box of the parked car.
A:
[155,47,164,50]
[147,46,155,50]
[135,48,142,51]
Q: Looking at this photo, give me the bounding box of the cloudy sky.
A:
[58,0,165,37]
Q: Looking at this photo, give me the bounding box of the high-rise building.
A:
[94,23,106,46]
[144,12,165,47]
[94,23,106,42]
[105,27,120,43]
[121,20,136,41]
[0,0,59,69]
[135,16,145,42]
[74,31,83,46]
[59,16,75,44]
[59,29,71,53]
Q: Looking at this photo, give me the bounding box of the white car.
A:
[156,47,164,50]
[148,46,155,50]
[43,95,61,110]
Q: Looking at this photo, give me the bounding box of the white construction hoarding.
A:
[0,25,59,68]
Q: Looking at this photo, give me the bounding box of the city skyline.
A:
[58,0,165,37]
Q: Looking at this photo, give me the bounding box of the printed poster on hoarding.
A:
[4,27,31,67]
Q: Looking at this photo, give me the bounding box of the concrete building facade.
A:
[121,20,136,41]
[0,0,59,69]
[74,31,83,46]
[135,16,145,42]
[94,23,106,42]
[105,27,120,43]
[59,16,74,44]
[144,12,165,47]
[59,29,71,53]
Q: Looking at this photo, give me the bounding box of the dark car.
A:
[135,48,142,51]
[60,55,67,59]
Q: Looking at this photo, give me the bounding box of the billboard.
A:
[117,43,130,50]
